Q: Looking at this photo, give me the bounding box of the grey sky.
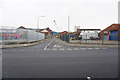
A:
[1,0,119,32]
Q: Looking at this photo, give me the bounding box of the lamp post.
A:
[37,16,45,42]
[68,16,70,43]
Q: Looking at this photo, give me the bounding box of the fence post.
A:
[86,34,87,44]
[102,34,104,45]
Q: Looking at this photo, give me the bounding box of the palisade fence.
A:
[0,26,45,45]
[59,33,118,45]
[69,33,118,45]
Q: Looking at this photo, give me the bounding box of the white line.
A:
[74,48,79,50]
[80,48,86,50]
[67,48,72,50]
[46,49,50,50]
[54,45,56,47]
[44,41,52,50]
[44,46,48,50]
[94,48,100,49]
[59,48,65,50]
[87,48,93,49]
[52,48,57,50]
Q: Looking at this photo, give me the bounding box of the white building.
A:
[81,31,99,40]
[77,29,101,40]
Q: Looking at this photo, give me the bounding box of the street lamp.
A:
[37,16,45,42]
[68,16,70,43]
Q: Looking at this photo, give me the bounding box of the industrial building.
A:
[77,29,101,40]
[99,24,120,41]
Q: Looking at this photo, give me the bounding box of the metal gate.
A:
[103,35,109,40]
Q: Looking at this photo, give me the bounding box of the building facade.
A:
[99,24,120,41]
[77,29,101,40]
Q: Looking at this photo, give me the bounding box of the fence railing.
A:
[59,33,118,45]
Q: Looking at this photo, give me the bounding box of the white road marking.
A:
[54,44,61,47]
[44,46,48,50]
[44,41,52,50]
[80,48,86,50]
[46,49,50,50]
[94,48,100,49]
[54,45,56,47]
[74,48,79,50]
[87,48,93,49]
[67,48,72,50]
[52,48,57,50]
[59,48,65,50]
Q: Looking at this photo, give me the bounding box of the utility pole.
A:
[68,16,70,32]
[68,16,70,43]
[37,16,44,42]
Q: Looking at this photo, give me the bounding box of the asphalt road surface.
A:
[2,38,118,78]
[0,48,2,79]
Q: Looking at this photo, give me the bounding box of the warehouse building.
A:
[77,29,101,40]
[99,24,120,41]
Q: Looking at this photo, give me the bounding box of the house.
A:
[36,27,52,39]
[99,24,120,41]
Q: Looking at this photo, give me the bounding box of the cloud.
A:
[1,0,119,31]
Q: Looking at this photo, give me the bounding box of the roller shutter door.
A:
[109,30,118,40]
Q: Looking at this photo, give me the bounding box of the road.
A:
[2,38,118,78]
[0,48,2,79]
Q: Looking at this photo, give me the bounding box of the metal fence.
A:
[0,26,45,44]
[60,33,118,45]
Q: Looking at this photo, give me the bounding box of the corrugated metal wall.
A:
[0,28,45,44]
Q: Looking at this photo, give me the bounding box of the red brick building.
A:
[99,24,120,41]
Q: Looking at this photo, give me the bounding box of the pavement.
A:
[2,38,118,78]
[0,39,48,49]
[61,40,118,48]
[1,38,118,49]
[70,40,118,45]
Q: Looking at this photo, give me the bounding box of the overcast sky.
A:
[0,0,119,32]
